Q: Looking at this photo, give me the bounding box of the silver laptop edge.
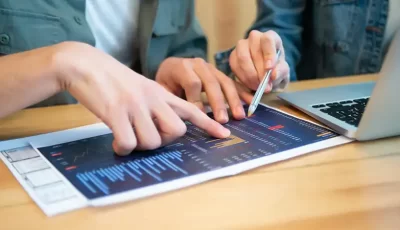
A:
[278,29,400,141]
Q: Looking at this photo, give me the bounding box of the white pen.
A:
[247,49,282,117]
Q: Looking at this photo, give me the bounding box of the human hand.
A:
[54,42,231,156]
[229,30,290,92]
[155,57,253,124]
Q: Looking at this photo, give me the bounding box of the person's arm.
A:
[0,42,230,155]
[0,45,62,118]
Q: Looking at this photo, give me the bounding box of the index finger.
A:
[168,97,231,139]
[260,31,285,69]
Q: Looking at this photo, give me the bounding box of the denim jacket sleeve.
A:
[215,0,306,81]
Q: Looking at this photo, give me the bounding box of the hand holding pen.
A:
[229,30,290,104]
[248,49,282,116]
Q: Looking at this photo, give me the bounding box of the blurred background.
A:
[195,0,256,64]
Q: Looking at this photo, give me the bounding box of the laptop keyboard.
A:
[311,97,369,127]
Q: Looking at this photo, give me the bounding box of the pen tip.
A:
[247,105,256,117]
[247,105,257,117]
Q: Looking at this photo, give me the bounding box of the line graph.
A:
[47,138,116,170]
[73,151,87,163]
[71,144,111,163]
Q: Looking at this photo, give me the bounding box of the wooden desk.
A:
[1,75,399,230]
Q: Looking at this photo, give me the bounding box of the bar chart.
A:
[75,150,188,195]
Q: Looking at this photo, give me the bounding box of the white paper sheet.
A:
[0,104,353,216]
[0,144,88,216]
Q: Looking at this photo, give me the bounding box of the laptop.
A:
[277,30,400,141]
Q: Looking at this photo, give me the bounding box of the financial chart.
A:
[38,106,338,199]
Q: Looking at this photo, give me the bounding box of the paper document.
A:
[0,104,352,216]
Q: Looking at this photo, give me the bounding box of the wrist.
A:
[48,41,91,91]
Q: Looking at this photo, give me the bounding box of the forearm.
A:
[0,46,62,118]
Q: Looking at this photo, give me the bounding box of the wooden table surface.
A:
[1,74,399,230]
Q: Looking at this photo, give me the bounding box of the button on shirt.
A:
[0,33,10,45]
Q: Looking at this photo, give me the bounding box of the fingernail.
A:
[266,60,272,69]
[235,105,245,119]
[221,127,231,137]
[218,110,229,123]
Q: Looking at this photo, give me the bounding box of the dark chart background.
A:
[39,106,338,199]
